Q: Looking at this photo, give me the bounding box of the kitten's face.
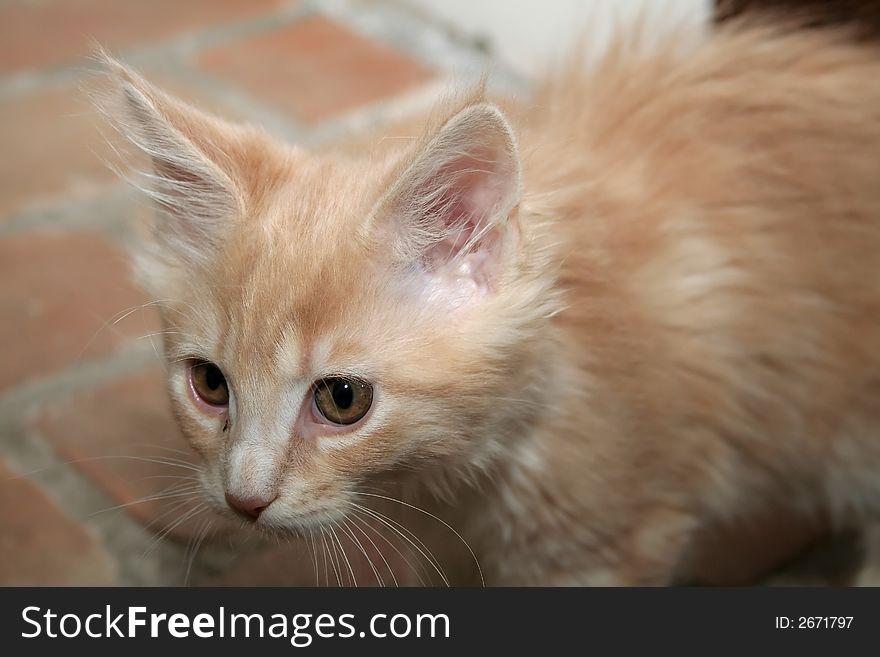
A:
[109,60,553,534]
[161,162,518,532]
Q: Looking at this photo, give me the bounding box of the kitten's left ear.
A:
[374,102,521,302]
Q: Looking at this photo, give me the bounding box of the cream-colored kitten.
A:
[105,20,880,585]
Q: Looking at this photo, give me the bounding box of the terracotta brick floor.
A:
[0,0,494,586]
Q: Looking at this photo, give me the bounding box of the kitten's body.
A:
[108,21,880,585]
[471,24,880,584]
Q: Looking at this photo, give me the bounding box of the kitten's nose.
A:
[225,492,276,520]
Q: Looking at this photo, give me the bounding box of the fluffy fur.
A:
[105,19,880,585]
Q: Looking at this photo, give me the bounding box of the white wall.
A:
[405,0,711,78]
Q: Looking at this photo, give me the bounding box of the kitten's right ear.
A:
[100,53,242,271]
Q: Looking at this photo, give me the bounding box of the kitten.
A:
[104,19,880,586]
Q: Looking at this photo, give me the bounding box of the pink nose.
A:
[225,492,275,520]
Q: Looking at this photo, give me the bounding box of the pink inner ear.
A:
[422,155,507,267]
[385,103,521,302]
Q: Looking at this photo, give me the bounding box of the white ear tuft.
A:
[101,54,241,270]
[377,102,521,302]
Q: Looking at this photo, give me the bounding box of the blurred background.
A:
[0,0,871,585]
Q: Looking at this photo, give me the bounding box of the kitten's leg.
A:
[615,507,699,585]
[538,508,699,586]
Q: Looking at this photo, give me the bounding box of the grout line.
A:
[299,74,454,147]
[162,63,308,145]
[0,342,185,585]
[0,2,312,99]
[0,421,187,586]
[0,184,138,239]
[0,341,163,420]
[318,0,528,92]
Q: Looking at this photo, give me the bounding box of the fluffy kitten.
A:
[105,19,880,585]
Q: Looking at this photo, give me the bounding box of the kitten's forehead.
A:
[265,331,357,394]
[209,161,391,378]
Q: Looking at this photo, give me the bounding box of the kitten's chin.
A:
[248,508,350,539]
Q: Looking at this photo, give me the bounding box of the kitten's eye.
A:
[189,360,229,407]
[313,378,373,426]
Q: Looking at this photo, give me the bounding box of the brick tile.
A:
[0,459,116,585]
[0,0,286,75]
[0,231,160,390]
[197,15,434,123]
[0,82,122,217]
[32,367,233,543]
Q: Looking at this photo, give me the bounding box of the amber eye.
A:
[313,377,373,425]
[189,360,229,406]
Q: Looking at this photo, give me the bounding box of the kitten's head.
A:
[105,58,556,533]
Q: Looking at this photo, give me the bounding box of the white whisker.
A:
[357,491,483,586]
[351,502,448,587]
